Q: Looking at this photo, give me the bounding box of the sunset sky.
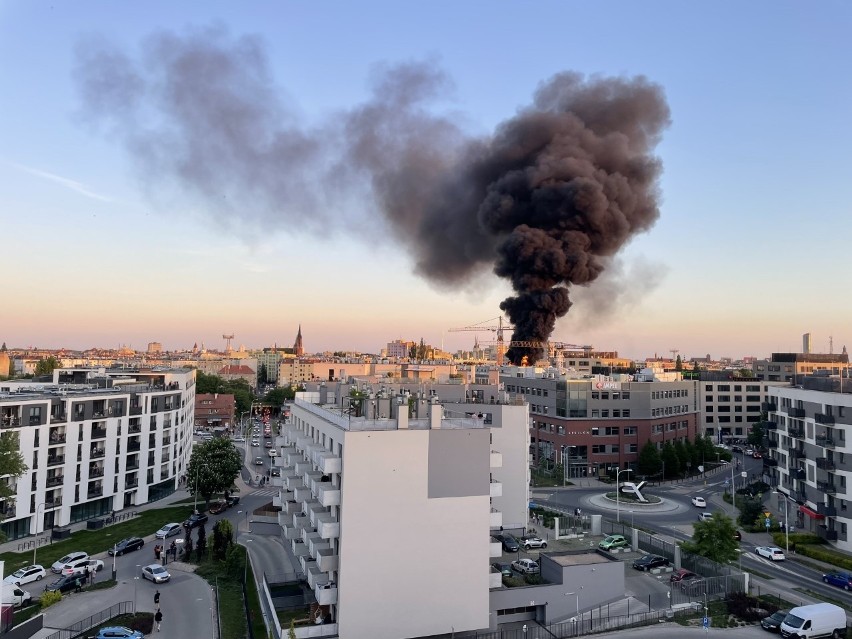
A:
[2,2,850,360]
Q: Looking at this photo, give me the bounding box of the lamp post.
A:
[616,468,633,523]
[134,564,141,613]
[774,491,790,554]
[112,543,117,581]
[566,591,580,618]
[237,509,250,534]
[33,502,46,565]
[193,466,200,513]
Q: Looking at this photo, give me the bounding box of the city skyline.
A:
[2,2,850,360]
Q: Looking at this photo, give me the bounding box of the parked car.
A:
[734,530,742,541]
[520,536,547,550]
[679,574,705,592]
[511,558,539,574]
[51,552,88,574]
[108,537,144,556]
[697,512,713,522]
[4,565,45,586]
[822,571,852,590]
[183,512,209,529]
[226,495,240,508]
[760,609,788,632]
[669,568,698,583]
[493,533,520,553]
[270,468,281,477]
[208,500,228,515]
[691,496,706,508]
[62,558,104,577]
[94,627,144,639]
[745,448,754,456]
[731,445,743,453]
[254,456,265,466]
[268,449,278,457]
[142,564,171,584]
[599,535,628,550]
[755,546,785,561]
[632,554,669,571]
[155,523,182,539]
[492,562,513,578]
[44,574,79,594]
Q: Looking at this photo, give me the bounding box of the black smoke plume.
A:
[74,28,670,363]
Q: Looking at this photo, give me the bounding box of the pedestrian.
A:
[74,577,82,593]
[90,567,96,584]
[85,565,91,585]
[155,544,161,560]
[170,540,177,559]
[154,590,160,608]
[155,609,163,632]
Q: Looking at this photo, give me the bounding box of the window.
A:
[592,445,605,454]
[734,385,742,391]
[601,410,609,418]
[591,410,600,418]
[605,426,619,436]
[705,396,713,403]
[628,443,638,453]
[623,426,637,435]
[612,409,621,417]
[623,410,630,417]
[623,392,631,400]
[591,428,600,436]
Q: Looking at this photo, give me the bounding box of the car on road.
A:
[4,565,46,586]
[755,546,786,561]
[251,439,260,447]
[669,568,698,583]
[822,571,852,590]
[720,459,730,464]
[270,467,281,477]
[209,500,229,515]
[511,558,539,574]
[521,536,547,550]
[731,445,743,453]
[233,436,246,443]
[51,552,88,573]
[254,456,265,466]
[697,512,713,522]
[493,533,520,553]
[94,627,144,639]
[142,564,171,584]
[45,574,79,594]
[632,554,669,571]
[265,440,273,448]
[226,495,240,508]
[155,523,182,539]
[691,496,706,508]
[492,562,513,578]
[108,537,144,556]
[183,512,209,529]
[62,558,104,577]
[734,530,742,541]
[745,448,754,456]
[752,451,762,459]
[760,609,787,633]
[599,535,629,551]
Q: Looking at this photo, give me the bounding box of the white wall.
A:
[487,404,530,530]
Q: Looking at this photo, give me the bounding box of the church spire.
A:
[293,324,304,356]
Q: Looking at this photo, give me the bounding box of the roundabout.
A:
[581,489,687,515]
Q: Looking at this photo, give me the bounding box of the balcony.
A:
[763,421,778,431]
[316,549,338,573]
[788,448,806,460]
[762,402,778,412]
[282,524,300,540]
[490,508,503,529]
[125,479,139,489]
[126,461,140,471]
[818,527,839,541]
[762,458,779,468]
[48,434,67,446]
[294,486,312,502]
[818,504,838,517]
[47,455,65,467]
[87,486,104,499]
[490,539,503,558]
[46,475,64,487]
[90,448,106,459]
[50,413,67,423]
[816,458,837,471]
[127,442,141,452]
[129,405,142,416]
[788,428,804,439]
[490,568,504,589]
[128,424,141,434]
[91,428,107,440]
[315,452,341,475]
[308,536,330,559]
[490,450,503,468]
[490,479,503,498]
[317,484,340,508]
[318,519,340,540]
[817,482,838,495]
[815,413,836,425]
[291,539,309,559]
[44,497,62,509]
[816,436,836,448]
[88,467,105,478]
[1,416,20,428]
[293,512,309,529]
[314,583,338,606]
[788,408,806,418]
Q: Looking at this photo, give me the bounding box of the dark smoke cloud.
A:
[74,28,670,363]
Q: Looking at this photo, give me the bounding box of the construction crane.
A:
[223,333,235,353]
[670,348,679,361]
[448,317,513,366]
[475,339,595,364]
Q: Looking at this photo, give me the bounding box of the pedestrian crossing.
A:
[252,488,278,497]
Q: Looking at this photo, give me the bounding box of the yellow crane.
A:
[448,317,513,366]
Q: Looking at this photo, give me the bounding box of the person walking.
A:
[154,609,163,632]
[154,590,160,608]
[74,576,82,593]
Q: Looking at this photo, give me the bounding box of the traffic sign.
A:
[703,616,710,628]
[724,479,730,486]
[765,518,771,529]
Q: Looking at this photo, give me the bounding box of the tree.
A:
[692,360,702,373]
[417,338,427,360]
[212,519,235,561]
[289,620,297,639]
[738,497,765,529]
[637,441,662,477]
[674,440,689,474]
[675,355,683,371]
[258,364,268,385]
[747,422,765,447]
[186,438,242,510]
[0,433,28,516]
[182,526,194,559]
[682,512,739,564]
[661,441,680,479]
[264,386,295,406]
[0,342,6,351]
[34,356,61,377]
[196,525,207,562]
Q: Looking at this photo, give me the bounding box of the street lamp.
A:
[33,502,47,565]
[616,468,633,523]
[193,466,200,513]
[566,590,580,618]
[134,564,141,613]
[237,509,250,534]
[774,491,790,554]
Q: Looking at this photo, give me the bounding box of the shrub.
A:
[39,590,62,609]
[770,532,824,547]
[798,545,852,572]
[726,592,777,622]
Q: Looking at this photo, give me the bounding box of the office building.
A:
[0,367,195,539]
[753,353,848,383]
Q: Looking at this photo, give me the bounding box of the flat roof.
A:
[547,552,611,567]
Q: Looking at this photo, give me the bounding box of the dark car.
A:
[493,533,520,553]
[734,530,742,541]
[761,610,788,633]
[823,571,852,590]
[492,562,513,578]
[731,445,743,453]
[108,537,144,556]
[270,468,281,477]
[208,500,228,515]
[183,512,209,529]
[226,495,240,507]
[632,554,669,571]
[45,574,79,593]
[679,574,705,592]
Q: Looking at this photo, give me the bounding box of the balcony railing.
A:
[44,498,62,509]
[89,467,105,477]
[762,458,779,467]
[50,413,67,423]
[816,458,837,471]
[1,417,20,428]
[127,443,141,452]
[763,421,778,430]
[129,406,142,416]
[91,428,107,439]
[46,475,64,487]
[762,402,778,412]
[788,428,805,438]
[816,436,836,448]
[817,482,838,495]
[818,527,839,541]
[48,434,67,445]
[90,449,106,459]
[125,479,139,488]
[128,425,141,434]
[788,448,806,459]
[818,504,837,517]
[126,461,140,471]
[87,487,104,499]
[815,413,836,425]
[47,456,65,467]
[788,408,806,418]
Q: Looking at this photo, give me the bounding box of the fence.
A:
[43,601,133,639]
[668,574,747,607]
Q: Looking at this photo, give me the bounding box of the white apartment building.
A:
[277,393,529,639]
[0,367,195,540]
[695,373,787,442]
[764,377,852,551]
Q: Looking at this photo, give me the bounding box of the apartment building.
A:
[690,371,788,442]
[0,367,195,539]
[501,368,698,478]
[194,393,235,429]
[276,393,528,639]
[753,352,849,383]
[764,376,852,551]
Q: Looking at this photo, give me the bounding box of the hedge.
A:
[770,532,825,547]
[797,544,852,572]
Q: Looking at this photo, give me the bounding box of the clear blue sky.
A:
[1,1,850,359]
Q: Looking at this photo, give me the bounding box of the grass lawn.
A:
[12,602,42,626]
[245,558,267,639]
[0,505,198,573]
[196,552,247,639]
[79,612,154,638]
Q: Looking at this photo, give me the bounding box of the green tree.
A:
[661,441,679,479]
[738,497,765,528]
[258,364,268,385]
[682,512,739,563]
[196,524,207,562]
[34,356,61,377]
[0,342,6,351]
[417,338,427,360]
[0,433,28,517]
[196,371,225,395]
[675,355,683,371]
[288,620,297,639]
[212,519,235,561]
[186,438,242,510]
[747,422,765,447]
[264,386,295,406]
[692,360,702,373]
[637,441,662,477]
[674,440,689,474]
[682,439,697,472]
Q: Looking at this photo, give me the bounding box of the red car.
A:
[670,568,698,583]
[752,451,762,459]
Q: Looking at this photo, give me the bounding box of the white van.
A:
[780,602,846,639]
[2,584,32,608]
